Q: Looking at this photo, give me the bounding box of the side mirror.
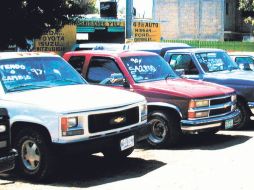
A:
[123,78,130,88]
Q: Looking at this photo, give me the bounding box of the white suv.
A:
[0,52,149,181]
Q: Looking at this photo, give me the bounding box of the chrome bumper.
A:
[181,109,240,132]
[248,102,254,114]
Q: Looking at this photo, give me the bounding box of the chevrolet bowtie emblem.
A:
[114,117,125,123]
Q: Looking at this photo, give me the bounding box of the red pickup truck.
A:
[63,51,241,147]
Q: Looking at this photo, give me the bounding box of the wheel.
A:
[103,147,134,160]
[14,128,55,181]
[235,100,250,130]
[147,111,182,148]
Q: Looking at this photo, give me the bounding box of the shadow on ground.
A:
[138,132,252,151]
[0,154,166,188]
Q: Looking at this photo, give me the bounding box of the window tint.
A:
[169,54,199,75]
[0,57,85,92]
[235,57,254,71]
[87,57,124,86]
[195,52,239,72]
[68,56,85,74]
[121,55,178,83]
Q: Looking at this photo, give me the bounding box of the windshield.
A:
[0,57,86,92]
[121,55,178,83]
[195,52,239,72]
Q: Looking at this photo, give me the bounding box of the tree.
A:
[77,0,98,14]
[0,0,82,50]
[239,0,254,25]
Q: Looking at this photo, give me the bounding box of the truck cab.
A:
[164,48,254,129]
[63,50,240,148]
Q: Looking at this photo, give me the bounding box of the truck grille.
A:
[88,107,139,133]
[210,97,231,106]
[210,106,232,116]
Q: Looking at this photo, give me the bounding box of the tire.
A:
[103,147,134,160]
[147,111,182,148]
[14,128,55,181]
[235,100,250,130]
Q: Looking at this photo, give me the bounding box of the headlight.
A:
[189,100,209,108]
[61,117,82,136]
[231,94,237,102]
[188,111,209,119]
[140,104,147,121]
[0,125,6,133]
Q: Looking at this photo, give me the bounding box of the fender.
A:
[10,115,46,127]
[147,102,183,118]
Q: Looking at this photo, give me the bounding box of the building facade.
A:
[154,0,251,41]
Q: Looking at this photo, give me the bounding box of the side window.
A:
[87,57,124,86]
[169,54,199,75]
[68,56,85,74]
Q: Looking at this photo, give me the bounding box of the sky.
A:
[96,0,153,19]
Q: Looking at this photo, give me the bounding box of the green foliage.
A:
[0,0,82,50]
[163,40,254,52]
[75,0,98,14]
[239,0,254,25]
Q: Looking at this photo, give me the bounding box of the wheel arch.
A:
[11,121,52,144]
[237,94,251,114]
[147,102,182,121]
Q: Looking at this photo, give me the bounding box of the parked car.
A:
[228,51,254,71]
[123,42,192,57]
[0,52,150,181]
[0,108,17,173]
[63,50,240,148]
[71,43,124,51]
[164,48,254,129]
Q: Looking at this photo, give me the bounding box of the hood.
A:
[205,70,254,86]
[4,84,145,113]
[135,78,234,99]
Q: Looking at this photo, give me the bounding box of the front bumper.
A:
[52,123,151,154]
[181,109,240,133]
[248,102,254,115]
[0,149,17,173]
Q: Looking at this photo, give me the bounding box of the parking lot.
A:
[1,123,254,190]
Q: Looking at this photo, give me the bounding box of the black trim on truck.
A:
[52,123,151,154]
[0,108,17,173]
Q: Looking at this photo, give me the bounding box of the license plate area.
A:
[225,119,233,129]
[120,135,134,151]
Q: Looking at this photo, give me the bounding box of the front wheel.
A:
[14,128,55,181]
[147,111,182,148]
[235,101,250,130]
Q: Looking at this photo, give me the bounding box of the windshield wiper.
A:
[8,84,49,92]
[51,79,83,84]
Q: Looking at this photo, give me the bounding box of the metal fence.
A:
[163,40,254,52]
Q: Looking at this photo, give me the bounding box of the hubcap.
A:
[21,140,41,171]
[148,118,167,144]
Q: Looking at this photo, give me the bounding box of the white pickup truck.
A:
[0,52,149,181]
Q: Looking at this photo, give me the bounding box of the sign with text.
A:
[133,22,161,42]
[34,25,76,55]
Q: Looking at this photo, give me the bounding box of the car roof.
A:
[228,51,254,56]
[0,52,59,60]
[125,42,191,50]
[72,43,124,51]
[166,48,226,54]
[65,50,159,57]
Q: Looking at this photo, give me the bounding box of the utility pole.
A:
[126,0,133,40]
